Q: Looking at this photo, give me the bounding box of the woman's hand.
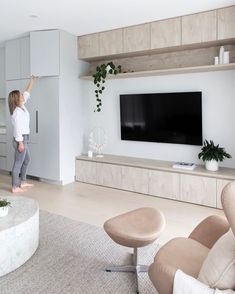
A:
[18,141,25,153]
[25,75,38,93]
[31,75,38,82]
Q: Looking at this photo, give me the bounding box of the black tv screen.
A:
[120,92,202,146]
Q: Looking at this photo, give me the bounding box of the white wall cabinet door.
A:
[96,163,122,189]
[6,77,60,181]
[216,179,232,209]
[121,166,149,194]
[180,174,216,207]
[0,47,5,97]
[149,170,180,200]
[5,37,30,81]
[6,141,14,171]
[5,39,21,80]
[20,37,30,79]
[0,156,6,170]
[0,142,6,156]
[27,142,41,178]
[30,30,60,77]
[75,160,97,184]
[29,77,59,180]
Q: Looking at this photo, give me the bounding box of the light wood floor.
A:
[0,173,224,244]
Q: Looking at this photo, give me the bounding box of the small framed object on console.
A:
[173,162,196,170]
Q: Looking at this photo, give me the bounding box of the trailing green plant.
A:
[93,62,121,112]
[198,140,232,162]
[0,198,11,207]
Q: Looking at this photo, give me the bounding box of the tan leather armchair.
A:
[148,181,235,294]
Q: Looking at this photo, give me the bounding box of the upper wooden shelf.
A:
[80,63,235,80]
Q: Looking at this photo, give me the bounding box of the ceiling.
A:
[0,0,235,46]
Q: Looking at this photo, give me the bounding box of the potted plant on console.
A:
[198,140,232,171]
[0,198,11,217]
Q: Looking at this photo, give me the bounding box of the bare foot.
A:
[12,187,25,193]
[20,183,34,188]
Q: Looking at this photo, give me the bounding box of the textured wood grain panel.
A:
[121,166,149,194]
[218,6,235,40]
[96,163,122,189]
[75,160,97,184]
[78,34,99,59]
[99,29,123,56]
[151,17,181,49]
[180,174,216,207]
[123,23,150,53]
[182,10,217,44]
[149,170,180,200]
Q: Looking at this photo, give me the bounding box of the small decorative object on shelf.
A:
[214,56,219,65]
[93,62,121,112]
[172,162,196,170]
[219,46,224,64]
[88,127,107,157]
[0,198,11,217]
[198,140,232,171]
[223,51,230,64]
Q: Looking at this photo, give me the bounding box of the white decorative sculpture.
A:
[89,127,107,157]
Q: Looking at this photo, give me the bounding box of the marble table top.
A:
[0,196,39,231]
[0,196,39,277]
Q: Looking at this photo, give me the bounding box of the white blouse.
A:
[11,91,30,142]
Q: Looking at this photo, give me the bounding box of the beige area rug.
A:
[0,211,159,294]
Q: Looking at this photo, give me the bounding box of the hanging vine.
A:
[93,62,121,112]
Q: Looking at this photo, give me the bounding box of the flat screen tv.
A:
[120,92,202,146]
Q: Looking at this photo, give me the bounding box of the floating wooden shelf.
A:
[79,63,235,80]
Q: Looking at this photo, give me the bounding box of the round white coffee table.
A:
[0,196,39,277]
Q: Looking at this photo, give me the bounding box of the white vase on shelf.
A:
[223,51,230,64]
[219,46,224,64]
[205,160,218,172]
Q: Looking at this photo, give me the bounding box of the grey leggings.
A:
[12,135,31,188]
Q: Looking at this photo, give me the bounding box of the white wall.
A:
[59,31,89,184]
[82,70,235,168]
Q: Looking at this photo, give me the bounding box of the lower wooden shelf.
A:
[75,154,235,209]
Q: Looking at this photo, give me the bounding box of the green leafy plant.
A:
[198,140,232,162]
[93,62,121,112]
[0,199,11,207]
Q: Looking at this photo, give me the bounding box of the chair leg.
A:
[106,265,136,272]
[105,247,149,294]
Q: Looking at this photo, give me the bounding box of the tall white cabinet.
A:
[5,30,84,184]
[0,47,6,171]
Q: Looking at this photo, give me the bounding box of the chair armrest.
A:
[188,215,229,249]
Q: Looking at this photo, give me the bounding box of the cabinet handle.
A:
[36,111,38,133]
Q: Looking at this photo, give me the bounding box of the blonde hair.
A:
[8,90,20,115]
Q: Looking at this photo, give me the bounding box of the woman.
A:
[8,75,37,193]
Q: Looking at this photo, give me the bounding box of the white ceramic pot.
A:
[0,206,8,217]
[205,160,219,171]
